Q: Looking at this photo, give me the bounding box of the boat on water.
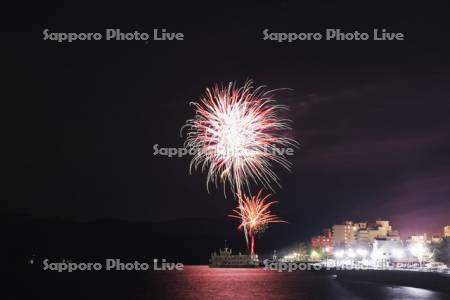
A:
[209,247,259,268]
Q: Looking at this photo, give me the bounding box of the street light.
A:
[334,249,345,267]
[409,243,427,267]
[392,248,404,259]
[334,250,345,258]
[324,247,331,267]
[356,248,368,257]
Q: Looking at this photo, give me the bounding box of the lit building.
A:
[375,220,391,236]
[368,229,380,242]
[332,221,355,248]
[311,229,333,248]
[353,222,370,247]
[367,220,400,242]
[386,229,401,241]
[332,219,401,248]
[407,233,428,243]
[355,228,369,244]
[444,225,450,238]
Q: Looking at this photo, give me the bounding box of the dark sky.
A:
[4,1,450,238]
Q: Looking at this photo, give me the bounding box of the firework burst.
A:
[229,190,286,256]
[182,80,297,196]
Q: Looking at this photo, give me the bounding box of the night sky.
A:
[4,2,450,239]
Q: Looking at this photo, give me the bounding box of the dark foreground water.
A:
[12,265,450,300]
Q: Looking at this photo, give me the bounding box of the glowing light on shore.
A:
[409,242,431,266]
[347,248,356,258]
[310,250,320,260]
[392,248,404,259]
[356,248,368,257]
[409,243,426,257]
[334,250,345,259]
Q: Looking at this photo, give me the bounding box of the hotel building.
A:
[332,219,400,248]
[444,225,450,238]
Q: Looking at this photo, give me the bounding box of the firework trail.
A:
[229,190,286,256]
[182,80,297,197]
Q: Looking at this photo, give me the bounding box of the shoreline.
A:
[329,269,450,293]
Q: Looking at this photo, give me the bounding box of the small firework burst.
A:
[229,190,286,255]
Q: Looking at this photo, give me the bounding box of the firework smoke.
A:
[182,80,297,197]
